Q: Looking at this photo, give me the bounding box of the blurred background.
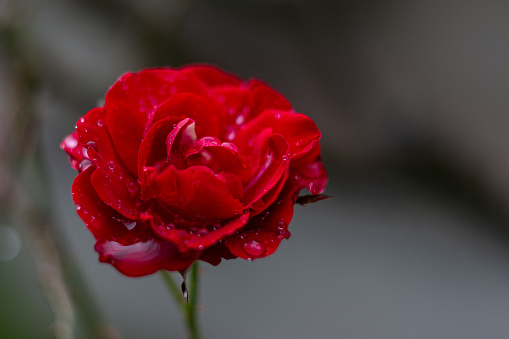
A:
[2,0,509,338]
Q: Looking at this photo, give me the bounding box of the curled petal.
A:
[224,179,299,261]
[61,132,90,172]
[236,109,321,159]
[105,69,206,174]
[152,93,225,138]
[291,140,327,194]
[242,133,290,208]
[73,166,197,276]
[185,137,249,179]
[151,212,250,252]
[76,108,141,219]
[95,237,198,277]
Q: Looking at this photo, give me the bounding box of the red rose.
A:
[61,65,327,277]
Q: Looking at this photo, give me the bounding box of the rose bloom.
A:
[61,65,327,277]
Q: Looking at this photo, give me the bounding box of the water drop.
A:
[235,115,245,125]
[127,181,137,193]
[274,112,282,119]
[123,220,136,231]
[61,135,78,150]
[243,240,265,256]
[212,223,221,231]
[76,205,82,211]
[198,229,209,237]
[97,119,104,127]
[277,221,285,230]
[107,161,116,170]
[78,159,93,172]
[226,130,236,141]
[79,117,85,123]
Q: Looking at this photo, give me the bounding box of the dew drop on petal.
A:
[107,161,116,170]
[198,228,209,237]
[78,159,93,172]
[127,181,137,193]
[243,240,265,256]
[121,220,136,230]
[79,117,85,123]
[97,119,104,127]
[235,115,245,125]
[61,135,78,150]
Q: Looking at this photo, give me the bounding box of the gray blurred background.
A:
[2,0,509,338]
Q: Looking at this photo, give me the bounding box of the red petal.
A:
[105,69,206,174]
[95,237,198,277]
[60,132,90,172]
[76,108,141,219]
[209,80,291,141]
[291,140,327,194]
[236,109,321,159]
[184,137,249,179]
[199,243,237,266]
[152,93,225,139]
[137,117,182,179]
[148,165,245,221]
[245,80,292,120]
[151,212,250,251]
[181,64,243,87]
[73,166,197,276]
[241,133,290,208]
[224,179,299,260]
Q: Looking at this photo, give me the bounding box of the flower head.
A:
[62,65,327,276]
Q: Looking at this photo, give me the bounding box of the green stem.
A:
[160,262,201,339]
[187,262,200,339]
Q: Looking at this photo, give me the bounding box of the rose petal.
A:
[184,137,249,179]
[241,133,290,209]
[245,80,292,120]
[95,237,198,277]
[76,108,141,219]
[236,109,321,159]
[224,179,299,260]
[137,117,182,178]
[148,165,245,220]
[199,243,236,266]
[291,140,327,194]
[105,69,206,174]
[151,212,250,251]
[181,64,243,87]
[72,166,127,240]
[152,93,225,138]
[73,166,198,276]
[60,132,90,172]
